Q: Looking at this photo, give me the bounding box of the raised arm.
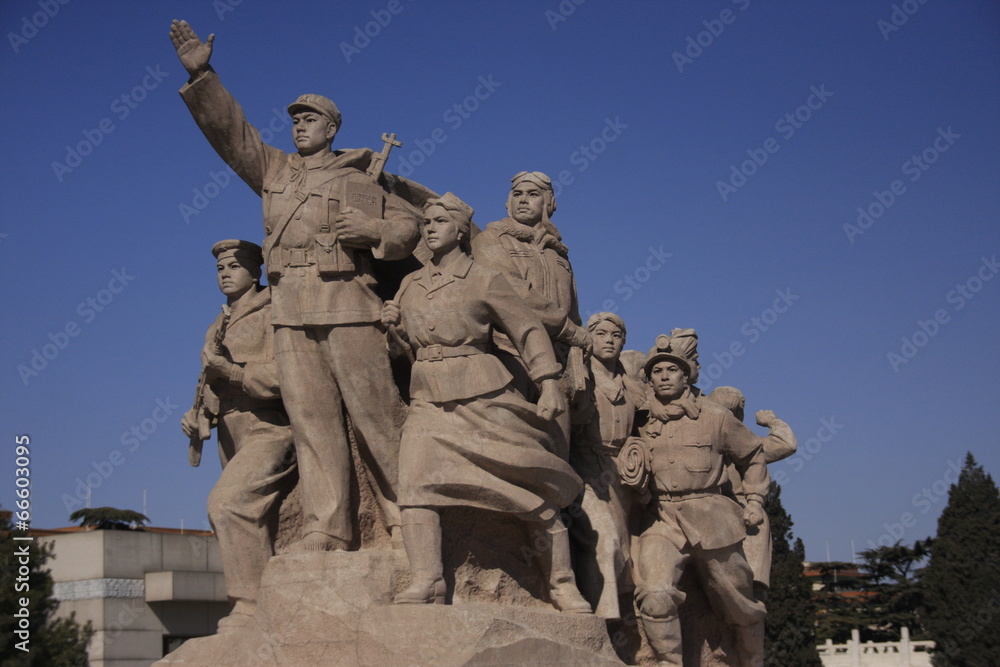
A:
[755,409,797,463]
[171,20,279,195]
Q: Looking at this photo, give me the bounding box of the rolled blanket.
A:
[618,437,651,491]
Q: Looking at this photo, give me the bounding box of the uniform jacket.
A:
[395,253,562,403]
[639,394,773,550]
[180,70,422,327]
[471,218,585,352]
[203,286,281,416]
[589,359,646,453]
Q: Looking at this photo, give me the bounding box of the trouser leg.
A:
[635,533,688,664]
[570,484,626,619]
[274,325,352,545]
[208,418,296,602]
[327,324,406,532]
[696,544,766,667]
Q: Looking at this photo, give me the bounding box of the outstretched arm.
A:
[172,20,281,196]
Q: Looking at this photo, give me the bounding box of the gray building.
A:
[40,527,227,667]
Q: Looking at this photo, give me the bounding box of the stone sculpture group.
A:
[166,19,798,667]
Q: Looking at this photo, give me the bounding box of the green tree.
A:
[855,540,929,641]
[69,506,149,530]
[0,512,93,666]
[763,481,823,667]
[812,560,865,643]
[922,453,1000,666]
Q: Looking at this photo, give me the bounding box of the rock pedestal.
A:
[155,550,623,666]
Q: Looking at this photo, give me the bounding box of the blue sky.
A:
[2,1,997,562]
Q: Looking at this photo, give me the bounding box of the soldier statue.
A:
[181,240,296,631]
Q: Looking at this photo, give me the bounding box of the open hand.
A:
[170,20,214,77]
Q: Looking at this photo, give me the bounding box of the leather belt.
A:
[415,343,488,362]
[654,486,723,502]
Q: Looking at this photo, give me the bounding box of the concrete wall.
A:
[41,530,227,667]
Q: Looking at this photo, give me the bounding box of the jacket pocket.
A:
[261,183,286,230]
[682,442,713,473]
[315,232,354,276]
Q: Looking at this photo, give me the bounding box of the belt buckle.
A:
[425,344,443,361]
[286,248,309,267]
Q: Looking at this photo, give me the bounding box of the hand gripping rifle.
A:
[188,304,231,467]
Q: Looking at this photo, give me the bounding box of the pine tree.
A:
[69,507,149,530]
[0,513,93,665]
[812,560,865,643]
[856,540,929,641]
[763,482,823,667]
[923,453,1000,666]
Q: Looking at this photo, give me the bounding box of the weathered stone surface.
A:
[156,550,622,666]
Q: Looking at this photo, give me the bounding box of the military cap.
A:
[287,94,342,130]
[211,239,264,267]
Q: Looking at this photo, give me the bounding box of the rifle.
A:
[367,132,401,181]
[188,304,231,467]
[366,133,414,364]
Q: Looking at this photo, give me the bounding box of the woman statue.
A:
[381,193,590,613]
[570,313,645,619]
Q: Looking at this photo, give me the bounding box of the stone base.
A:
[155,550,623,666]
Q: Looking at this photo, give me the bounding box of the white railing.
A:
[817,628,934,667]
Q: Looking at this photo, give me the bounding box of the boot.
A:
[393,508,445,605]
[285,531,349,553]
[217,597,256,634]
[735,621,765,667]
[641,614,682,667]
[543,520,592,614]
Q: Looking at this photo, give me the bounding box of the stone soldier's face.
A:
[422,205,462,254]
[650,361,688,401]
[292,112,336,156]
[508,182,546,226]
[591,321,625,364]
[216,255,258,299]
